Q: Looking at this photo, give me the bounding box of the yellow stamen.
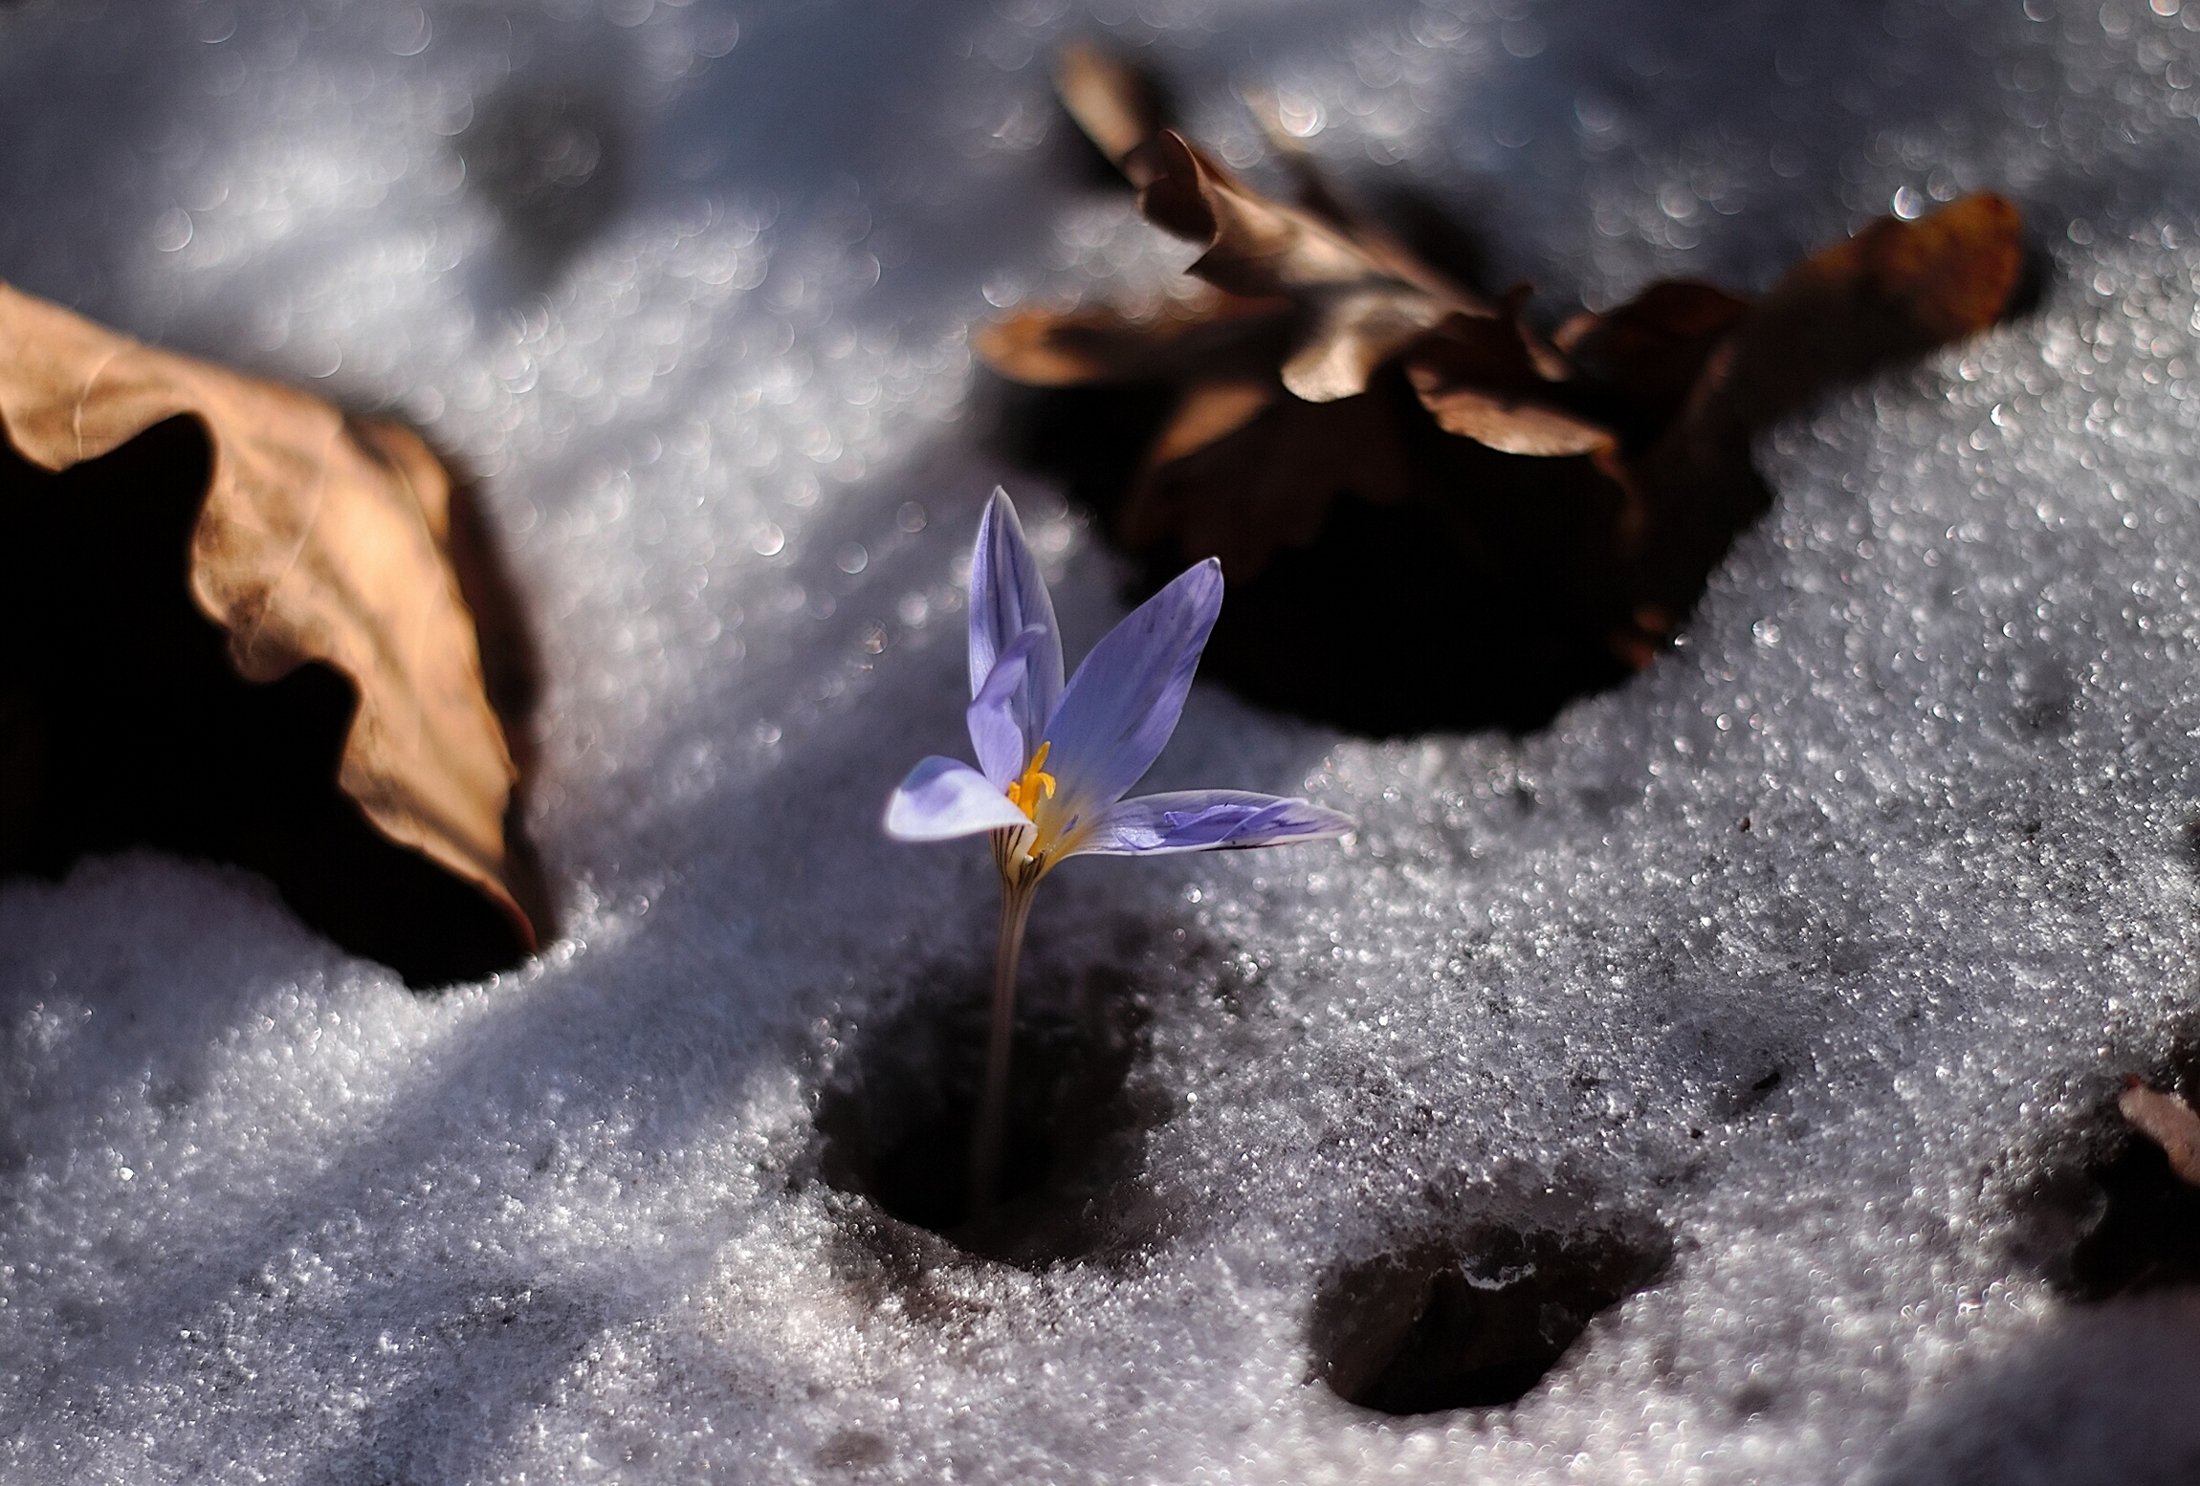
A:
[1004,741,1057,818]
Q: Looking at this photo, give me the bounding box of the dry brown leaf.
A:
[980,48,2027,731]
[1131,129,1497,405]
[1404,311,1615,458]
[0,282,533,970]
[1054,40,1172,188]
[1618,196,2027,648]
[971,287,1288,388]
[1678,194,2026,447]
[2119,1078,2200,1186]
[986,50,1592,585]
[1553,280,1753,433]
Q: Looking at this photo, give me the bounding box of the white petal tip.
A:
[883,756,1030,842]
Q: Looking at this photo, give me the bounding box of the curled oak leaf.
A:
[0,282,535,981]
[2119,1078,2200,1188]
[990,49,1580,584]
[1058,42,1528,408]
[1132,128,1496,405]
[983,48,2026,732]
[993,48,1627,500]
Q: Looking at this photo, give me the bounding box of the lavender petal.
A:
[1037,559,1222,827]
[967,489,1064,749]
[966,625,1046,786]
[1069,789,1355,857]
[883,756,1030,842]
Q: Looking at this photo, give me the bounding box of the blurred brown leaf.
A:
[0,283,536,981]
[2120,1078,2200,1187]
[979,48,2027,731]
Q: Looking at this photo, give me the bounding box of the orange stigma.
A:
[1003,741,1057,819]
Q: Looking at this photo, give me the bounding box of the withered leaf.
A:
[1552,280,1753,433]
[2119,1078,2200,1187]
[1405,310,1616,458]
[973,286,1288,389]
[1679,193,2026,443]
[0,283,536,980]
[1058,43,1524,407]
[1054,40,1172,187]
[980,49,2027,732]
[1134,129,1469,401]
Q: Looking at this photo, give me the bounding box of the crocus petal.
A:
[966,625,1047,786]
[1068,789,1356,857]
[884,756,1030,841]
[1035,559,1223,832]
[967,490,1065,750]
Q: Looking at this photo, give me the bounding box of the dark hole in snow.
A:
[814,965,1172,1271]
[1309,1216,1673,1416]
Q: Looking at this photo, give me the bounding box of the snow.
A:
[8,0,2200,1481]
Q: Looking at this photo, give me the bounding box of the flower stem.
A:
[970,875,1037,1217]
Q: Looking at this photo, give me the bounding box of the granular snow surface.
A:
[7,0,2200,1482]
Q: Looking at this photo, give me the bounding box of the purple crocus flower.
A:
[885,489,1352,1210]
